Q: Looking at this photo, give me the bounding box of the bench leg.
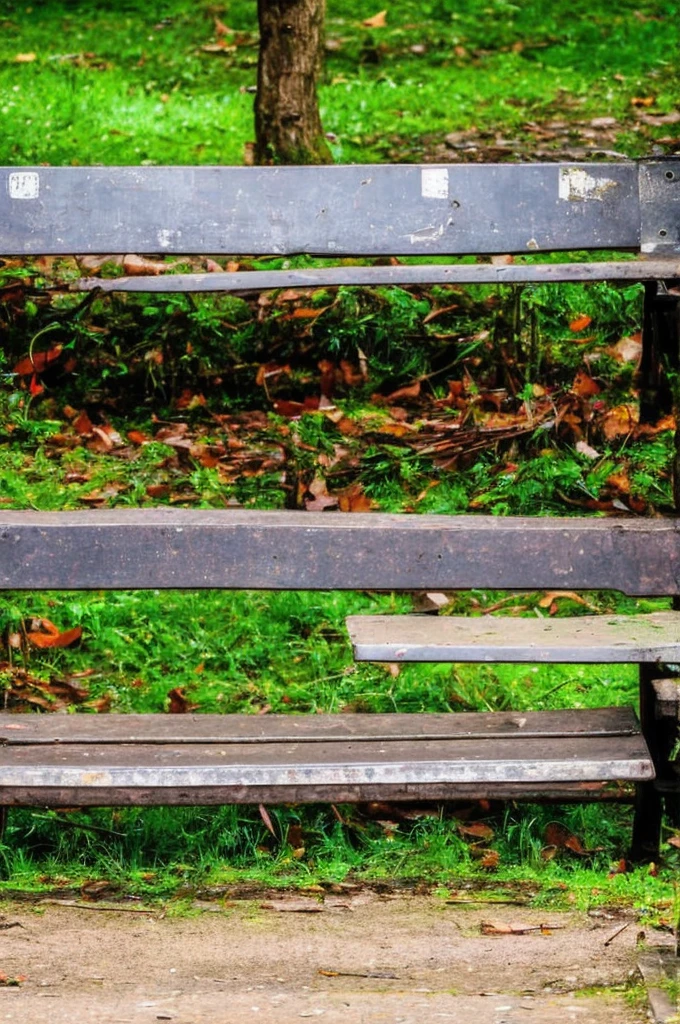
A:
[639,280,679,425]
[631,664,679,861]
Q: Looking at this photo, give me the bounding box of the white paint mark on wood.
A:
[421,168,449,199]
[558,168,618,202]
[8,171,39,199]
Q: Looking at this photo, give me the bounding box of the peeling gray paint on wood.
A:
[0,163,640,256]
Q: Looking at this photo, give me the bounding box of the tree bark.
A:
[255,0,332,165]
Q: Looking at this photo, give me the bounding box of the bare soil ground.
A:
[0,895,659,1023]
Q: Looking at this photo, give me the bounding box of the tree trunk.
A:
[255,0,332,165]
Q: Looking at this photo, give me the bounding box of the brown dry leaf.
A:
[385,381,421,403]
[205,258,222,272]
[481,921,542,936]
[127,429,150,445]
[631,96,656,107]
[304,476,339,512]
[167,687,195,714]
[26,621,82,649]
[259,803,277,837]
[422,303,459,325]
[607,333,642,365]
[601,403,637,441]
[362,9,387,27]
[480,850,501,870]
[458,822,494,841]
[544,821,588,855]
[13,345,64,376]
[569,314,592,332]
[146,484,171,498]
[537,591,597,612]
[260,900,323,913]
[606,471,631,495]
[571,371,599,398]
[337,483,375,513]
[667,834,680,849]
[14,52,36,62]
[274,397,319,418]
[122,254,177,276]
[72,410,94,435]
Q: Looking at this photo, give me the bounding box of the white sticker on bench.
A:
[8,171,40,200]
[421,168,449,199]
[558,168,618,202]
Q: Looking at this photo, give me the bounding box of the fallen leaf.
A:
[362,9,387,27]
[259,803,277,837]
[14,52,36,62]
[385,381,421,403]
[569,314,592,332]
[606,333,642,365]
[26,621,83,649]
[480,850,501,870]
[260,900,323,913]
[122,254,178,276]
[337,483,375,513]
[304,476,338,512]
[631,96,656,107]
[601,403,637,441]
[667,834,680,849]
[571,371,599,398]
[537,591,598,612]
[481,921,552,935]
[14,345,64,376]
[458,822,495,841]
[167,687,195,713]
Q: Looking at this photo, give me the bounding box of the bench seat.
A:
[347,612,680,663]
[0,708,653,806]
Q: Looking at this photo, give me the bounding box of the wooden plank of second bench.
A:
[347,612,680,663]
[1,510,679,594]
[0,780,636,807]
[0,707,640,745]
[0,733,654,788]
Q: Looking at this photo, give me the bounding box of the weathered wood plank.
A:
[0,163,639,256]
[0,781,635,807]
[0,707,640,745]
[72,260,680,294]
[1,510,679,594]
[348,612,680,663]
[0,733,654,791]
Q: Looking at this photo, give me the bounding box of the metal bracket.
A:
[639,157,680,256]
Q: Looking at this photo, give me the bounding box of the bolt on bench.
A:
[1,159,679,860]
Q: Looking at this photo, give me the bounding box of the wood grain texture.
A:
[1,510,679,594]
[348,612,680,663]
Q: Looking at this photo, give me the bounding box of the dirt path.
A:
[0,896,656,1023]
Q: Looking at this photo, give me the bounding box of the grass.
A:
[1,0,678,165]
[0,0,679,910]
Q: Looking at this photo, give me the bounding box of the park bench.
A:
[1,158,679,860]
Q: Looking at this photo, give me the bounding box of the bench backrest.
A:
[1,510,678,596]
[1,161,677,257]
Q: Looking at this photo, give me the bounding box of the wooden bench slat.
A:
[348,612,680,663]
[0,707,640,745]
[1,510,678,594]
[0,781,636,807]
[73,259,680,294]
[0,163,639,256]
[0,726,653,796]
